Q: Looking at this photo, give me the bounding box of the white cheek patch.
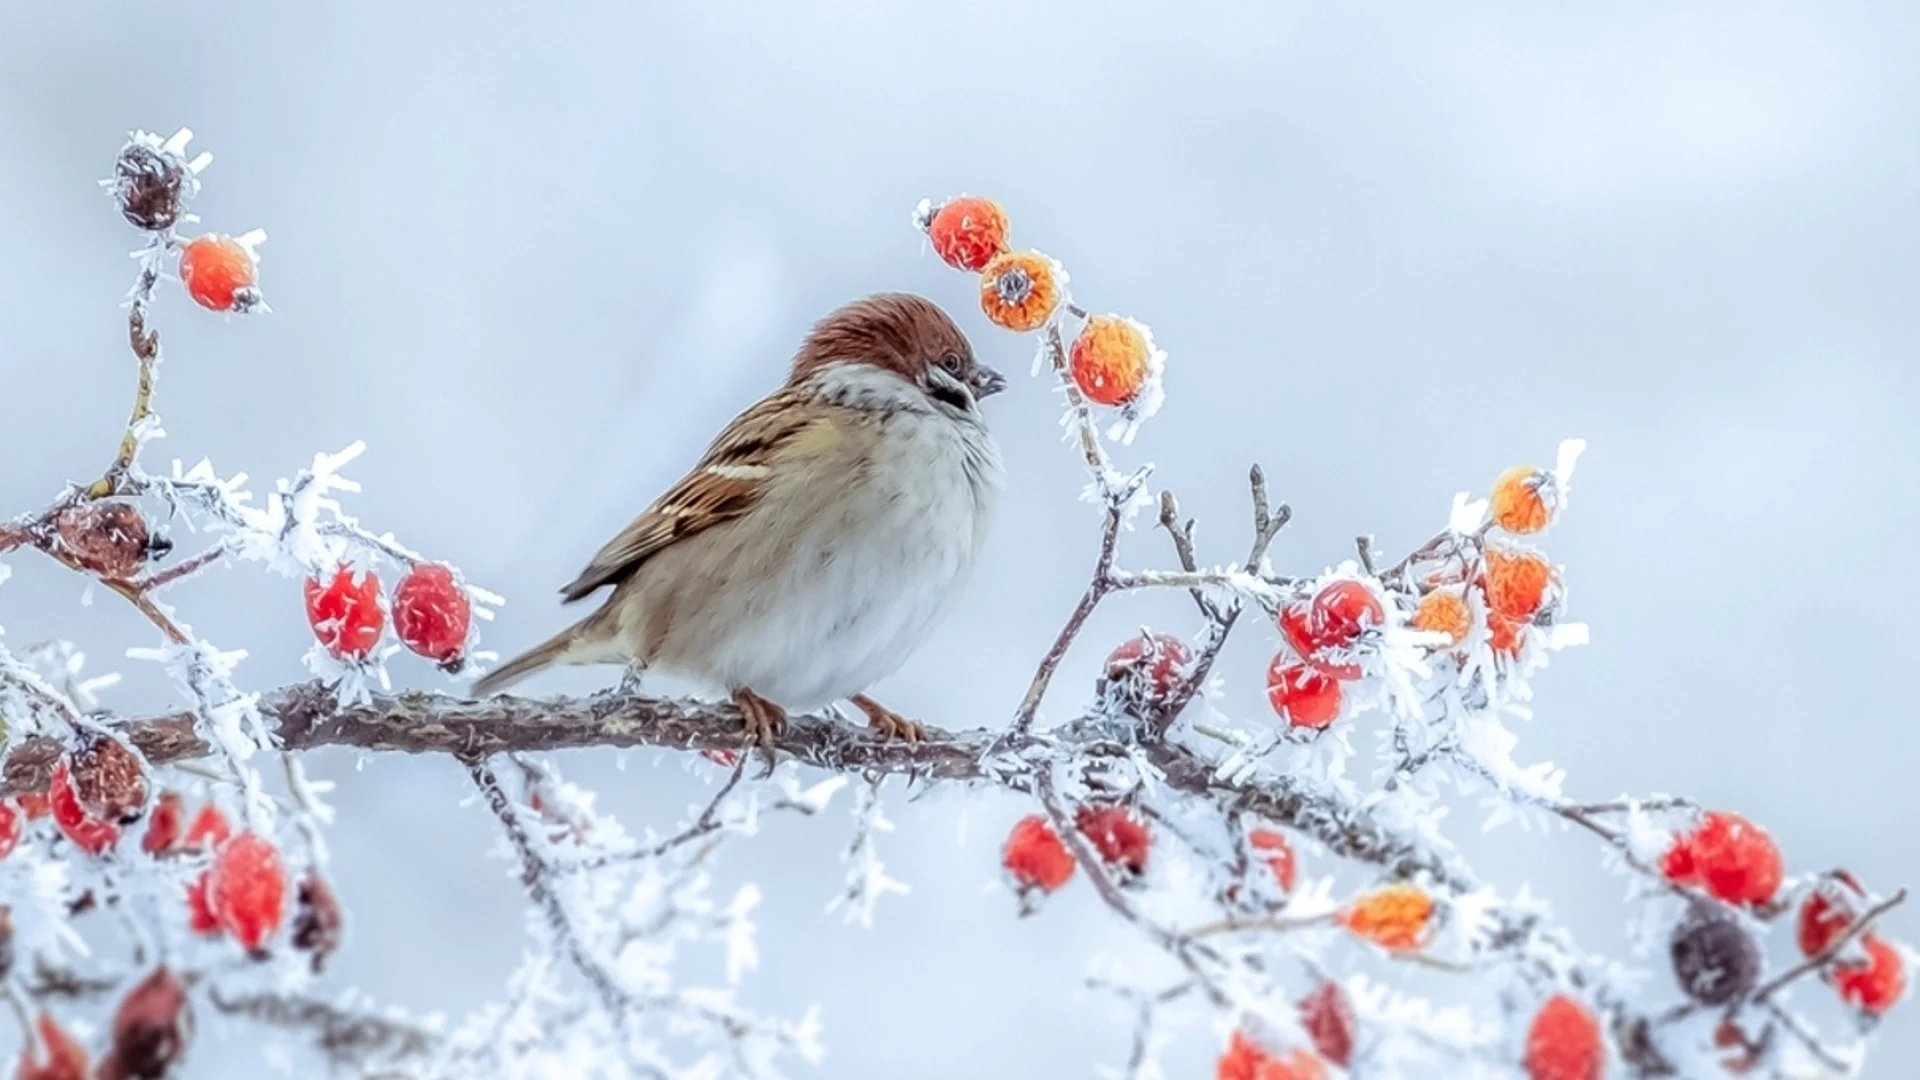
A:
[705,464,774,481]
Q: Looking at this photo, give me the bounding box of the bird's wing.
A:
[558,389,838,602]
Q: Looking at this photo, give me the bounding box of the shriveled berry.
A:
[1248,827,1297,893]
[17,1012,89,1080]
[924,195,1009,273]
[1104,633,1192,701]
[291,871,345,974]
[112,140,189,232]
[208,833,287,951]
[393,563,472,666]
[979,250,1064,332]
[1217,1031,1326,1080]
[1798,872,1866,958]
[141,792,184,856]
[1074,804,1151,877]
[305,565,385,660]
[1491,466,1561,534]
[1670,900,1762,1005]
[1003,815,1075,905]
[1411,588,1472,647]
[68,734,149,824]
[104,966,190,1080]
[52,502,164,579]
[1266,659,1342,730]
[49,760,120,856]
[1297,982,1355,1068]
[1523,994,1604,1080]
[1339,882,1434,952]
[1833,934,1907,1016]
[178,233,263,313]
[1483,545,1558,621]
[1279,580,1383,679]
[1069,316,1157,407]
[1661,811,1782,907]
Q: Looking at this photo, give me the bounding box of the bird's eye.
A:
[939,352,965,375]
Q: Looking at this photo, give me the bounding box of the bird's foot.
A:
[731,687,788,752]
[850,694,924,742]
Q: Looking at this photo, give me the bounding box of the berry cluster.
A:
[304,560,475,670]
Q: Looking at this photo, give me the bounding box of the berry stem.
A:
[89,241,169,499]
[1750,887,1908,1007]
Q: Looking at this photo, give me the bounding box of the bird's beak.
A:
[971,364,1008,399]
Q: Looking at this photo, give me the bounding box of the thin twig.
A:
[1751,888,1908,1007]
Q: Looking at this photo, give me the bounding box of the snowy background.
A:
[3,2,1918,1075]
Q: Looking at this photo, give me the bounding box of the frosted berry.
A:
[1482,545,1558,621]
[1488,614,1526,658]
[1339,882,1434,952]
[1003,815,1075,905]
[178,234,262,313]
[185,872,220,935]
[1104,633,1192,702]
[49,759,120,856]
[17,790,51,820]
[1411,588,1472,647]
[1491,466,1561,534]
[924,195,1009,273]
[1248,827,1297,892]
[0,800,20,861]
[292,871,345,974]
[1670,900,1762,1005]
[1297,982,1355,1068]
[113,140,189,232]
[17,1013,88,1080]
[1834,934,1907,1016]
[68,734,149,824]
[979,250,1064,332]
[208,833,288,951]
[52,502,166,580]
[1279,580,1383,679]
[141,792,184,857]
[1523,994,1604,1080]
[1217,1032,1326,1080]
[393,563,472,667]
[1069,316,1156,406]
[1661,811,1782,907]
[305,566,385,660]
[1075,804,1151,877]
[1266,659,1342,730]
[183,804,232,851]
[104,966,189,1080]
[1798,871,1866,957]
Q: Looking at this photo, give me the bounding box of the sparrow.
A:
[472,293,1007,745]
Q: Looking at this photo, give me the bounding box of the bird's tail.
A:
[472,616,604,697]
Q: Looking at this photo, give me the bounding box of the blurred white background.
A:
[3,2,1917,1075]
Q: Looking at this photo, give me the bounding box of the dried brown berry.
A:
[68,734,150,825]
[52,502,168,580]
[112,141,189,232]
[101,966,191,1080]
[1671,900,1762,1005]
[291,871,345,973]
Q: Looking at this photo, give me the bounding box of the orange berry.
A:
[1248,828,1296,892]
[1069,316,1157,406]
[1482,544,1558,621]
[1411,588,1472,647]
[1523,994,1604,1080]
[1217,1032,1327,1080]
[979,250,1064,332]
[1488,613,1526,657]
[1661,811,1783,907]
[1266,659,1342,730]
[1834,934,1907,1016]
[1339,882,1435,952]
[924,196,1009,273]
[1491,465,1559,534]
[178,233,262,313]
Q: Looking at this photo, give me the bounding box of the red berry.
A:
[49,760,120,856]
[1278,581,1383,679]
[304,566,385,660]
[392,563,472,665]
[17,790,51,820]
[16,1013,89,1080]
[1297,982,1355,1068]
[1798,872,1866,957]
[1074,805,1151,877]
[1661,811,1782,907]
[1216,1032,1326,1080]
[1523,994,1604,1080]
[183,804,232,851]
[1248,827,1297,892]
[925,195,1010,273]
[1069,316,1157,407]
[1002,815,1076,899]
[1104,633,1193,700]
[1834,935,1907,1016]
[185,872,221,935]
[0,800,20,861]
[178,234,261,313]
[1266,659,1342,730]
[141,792,185,857]
[208,833,287,951]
